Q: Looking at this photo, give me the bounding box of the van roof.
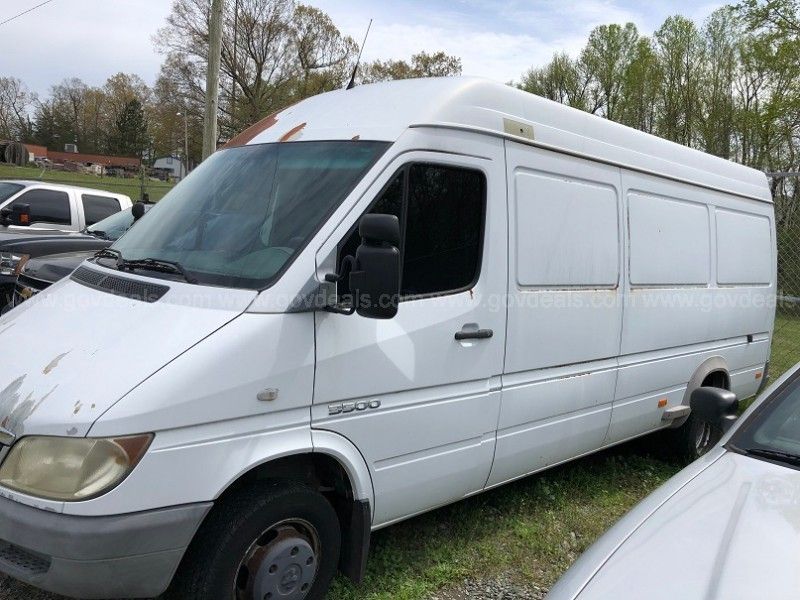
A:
[243,77,771,203]
[3,180,132,201]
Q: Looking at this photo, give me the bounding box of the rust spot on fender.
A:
[279,122,307,142]
[43,351,70,375]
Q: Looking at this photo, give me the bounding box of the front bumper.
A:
[0,494,212,599]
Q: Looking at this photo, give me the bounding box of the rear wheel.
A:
[663,382,725,462]
[167,481,341,600]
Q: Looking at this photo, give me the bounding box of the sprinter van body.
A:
[0,78,775,599]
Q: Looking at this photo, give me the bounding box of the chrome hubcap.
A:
[234,519,320,600]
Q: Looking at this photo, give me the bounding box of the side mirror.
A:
[131,202,146,221]
[690,387,739,434]
[0,204,30,227]
[349,214,401,319]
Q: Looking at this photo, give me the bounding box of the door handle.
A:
[455,328,494,341]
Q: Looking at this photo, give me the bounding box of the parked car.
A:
[0,78,776,600]
[4,203,151,311]
[0,180,132,232]
[547,364,800,600]
[0,202,147,307]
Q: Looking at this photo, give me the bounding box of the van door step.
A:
[661,405,691,421]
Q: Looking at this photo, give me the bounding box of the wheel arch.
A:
[682,356,731,407]
[207,430,374,583]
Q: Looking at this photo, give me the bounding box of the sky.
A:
[2,0,725,97]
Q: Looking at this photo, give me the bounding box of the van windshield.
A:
[110,141,388,289]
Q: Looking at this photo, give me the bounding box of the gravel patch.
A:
[427,573,548,600]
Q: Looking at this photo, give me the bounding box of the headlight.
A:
[0,434,152,501]
[0,252,29,277]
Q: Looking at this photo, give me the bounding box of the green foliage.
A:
[518,1,800,250]
[111,99,148,157]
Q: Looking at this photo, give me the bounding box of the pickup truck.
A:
[0,202,154,314]
[0,180,132,232]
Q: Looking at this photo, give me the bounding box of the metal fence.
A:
[774,227,800,379]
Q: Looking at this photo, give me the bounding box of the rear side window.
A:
[338,163,485,298]
[8,189,71,226]
[82,194,121,226]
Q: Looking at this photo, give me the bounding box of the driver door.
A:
[312,146,507,526]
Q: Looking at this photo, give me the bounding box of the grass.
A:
[328,449,680,600]
[771,309,800,380]
[0,164,174,201]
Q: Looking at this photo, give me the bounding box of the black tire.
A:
[167,481,341,600]
[664,409,722,462]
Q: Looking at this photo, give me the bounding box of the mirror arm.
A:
[325,255,355,283]
[323,254,356,315]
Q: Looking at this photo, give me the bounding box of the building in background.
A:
[152,155,187,181]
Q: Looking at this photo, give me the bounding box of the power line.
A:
[0,0,56,27]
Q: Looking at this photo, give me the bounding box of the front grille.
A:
[71,265,169,303]
[0,542,50,576]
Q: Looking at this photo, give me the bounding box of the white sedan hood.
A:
[0,271,256,438]
[577,451,800,600]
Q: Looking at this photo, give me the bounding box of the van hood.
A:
[575,451,800,600]
[0,270,256,438]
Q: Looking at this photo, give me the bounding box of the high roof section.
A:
[241,77,770,203]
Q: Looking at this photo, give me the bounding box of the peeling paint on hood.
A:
[0,271,257,438]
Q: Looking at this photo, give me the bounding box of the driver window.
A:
[336,162,485,300]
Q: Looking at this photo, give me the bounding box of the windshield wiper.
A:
[94,247,123,265]
[93,249,197,284]
[86,229,107,239]
[120,257,198,284]
[743,447,800,467]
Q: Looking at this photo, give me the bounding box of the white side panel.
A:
[609,168,776,443]
[515,172,618,287]
[716,209,773,285]
[620,171,776,356]
[628,193,710,285]
[504,143,623,373]
[493,142,623,487]
[488,364,616,487]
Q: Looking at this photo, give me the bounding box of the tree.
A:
[580,23,640,120]
[518,52,594,112]
[359,51,462,83]
[155,0,357,141]
[111,98,148,157]
[617,37,661,132]
[699,8,739,157]
[0,77,34,141]
[654,16,705,145]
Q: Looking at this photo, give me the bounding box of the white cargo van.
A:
[0,78,775,600]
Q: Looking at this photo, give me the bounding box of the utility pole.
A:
[177,111,189,179]
[203,0,224,160]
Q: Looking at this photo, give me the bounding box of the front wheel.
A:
[168,481,341,600]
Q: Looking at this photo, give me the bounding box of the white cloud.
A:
[1,0,726,98]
